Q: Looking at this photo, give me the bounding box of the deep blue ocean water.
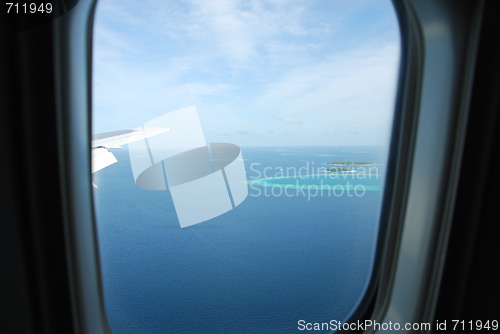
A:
[93,146,385,334]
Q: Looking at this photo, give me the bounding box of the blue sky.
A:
[92,0,400,147]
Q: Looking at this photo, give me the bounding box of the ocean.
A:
[93,146,385,333]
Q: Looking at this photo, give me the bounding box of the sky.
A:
[92,0,400,147]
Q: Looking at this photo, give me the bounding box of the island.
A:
[326,167,356,173]
[325,161,374,166]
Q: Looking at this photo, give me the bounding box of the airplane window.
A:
[92,0,400,332]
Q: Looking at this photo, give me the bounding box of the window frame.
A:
[52,0,111,333]
[366,0,484,331]
[53,0,486,333]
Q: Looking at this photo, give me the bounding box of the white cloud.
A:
[272,115,303,124]
[92,0,400,146]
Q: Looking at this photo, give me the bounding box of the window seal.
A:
[366,0,485,331]
[53,0,112,333]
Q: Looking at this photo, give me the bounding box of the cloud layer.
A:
[93,0,400,147]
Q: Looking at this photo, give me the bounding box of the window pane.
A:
[92,1,400,333]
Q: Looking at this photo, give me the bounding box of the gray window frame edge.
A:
[53,0,484,333]
[52,0,111,333]
[368,0,485,333]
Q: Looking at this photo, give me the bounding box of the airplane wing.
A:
[91,127,170,174]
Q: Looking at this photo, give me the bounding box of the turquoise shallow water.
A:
[93,146,386,333]
[248,173,381,191]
